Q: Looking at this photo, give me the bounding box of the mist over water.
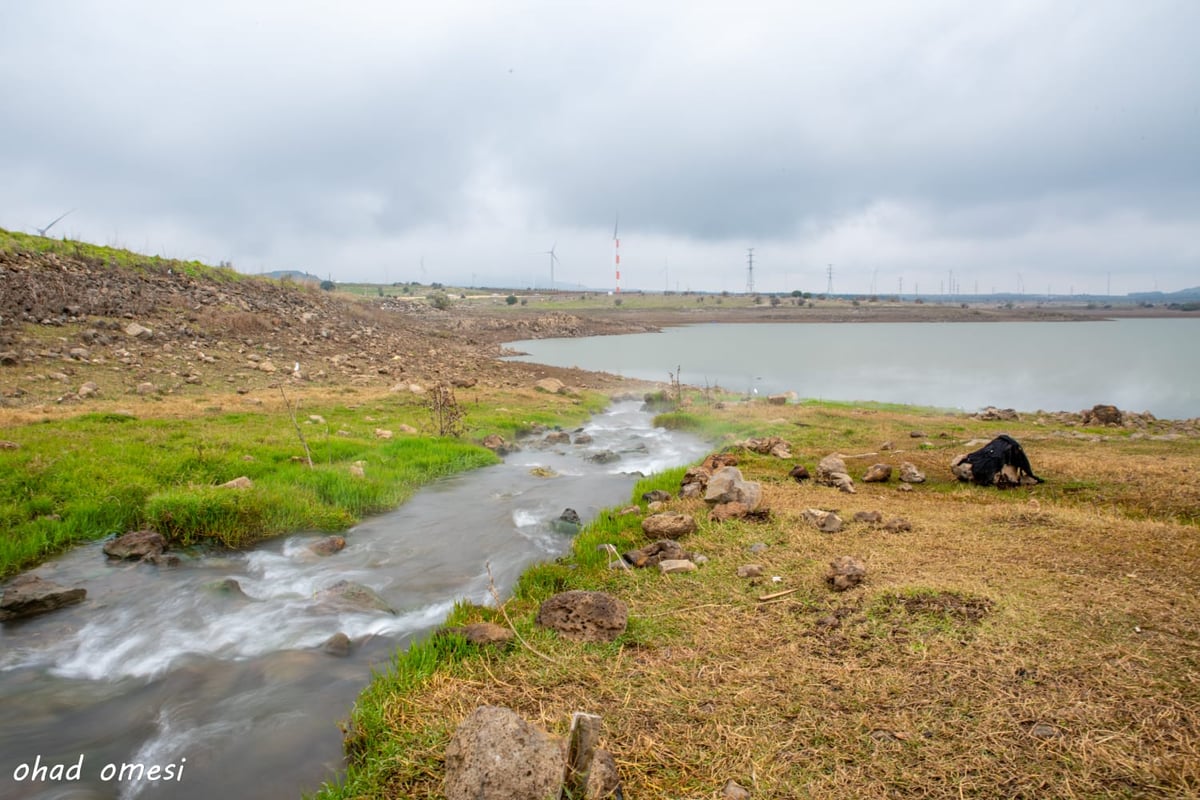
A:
[507,319,1200,419]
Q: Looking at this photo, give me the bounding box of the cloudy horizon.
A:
[2,1,1198,296]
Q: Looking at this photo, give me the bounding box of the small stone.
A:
[642,512,697,539]
[899,462,926,483]
[219,476,253,489]
[737,564,764,578]
[659,559,697,574]
[803,508,844,533]
[853,511,883,524]
[748,542,768,554]
[788,464,810,482]
[1029,722,1063,739]
[827,556,867,591]
[309,535,347,556]
[723,779,751,800]
[374,428,393,439]
[443,622,514,647]
[647,500,666,513]
[709,501,749,522]
[884,517,913,533]
[862,463,892,483]
[321,632,353,657]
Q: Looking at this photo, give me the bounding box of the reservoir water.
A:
[0,402,708,800]
[505,318,1200,420]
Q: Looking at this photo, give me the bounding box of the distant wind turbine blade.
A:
[37,208,75,236]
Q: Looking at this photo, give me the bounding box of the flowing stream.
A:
[0,401,709,800]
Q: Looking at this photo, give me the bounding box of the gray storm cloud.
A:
[1,0,1196,294]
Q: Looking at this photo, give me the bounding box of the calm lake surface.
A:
[506,318,1200,419]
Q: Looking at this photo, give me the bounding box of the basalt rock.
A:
[103,529,167,561]
[803,508,844,533]
[642,512,697,539]
[862,463,892,483]
[827,556,867,591]
[309,535,346,557]
[899,462,926,483]
[816,455,855,493]
[315,580,395,615]
[623,539,688,568]
[704,466,763,510]
[441,622,514,648]
[536,590,627,642]
[1,575,87,621]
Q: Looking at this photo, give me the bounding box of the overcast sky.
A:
[2,1,1198,295]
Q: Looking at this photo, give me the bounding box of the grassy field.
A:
[316,396,1199,799]
[0,387,609,577]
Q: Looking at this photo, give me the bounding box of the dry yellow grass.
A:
[343,401,1199,799]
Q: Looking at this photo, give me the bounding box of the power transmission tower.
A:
[826,264,834,297]
[745,248,755,294]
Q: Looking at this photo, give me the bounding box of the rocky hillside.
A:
[0,235,641,411]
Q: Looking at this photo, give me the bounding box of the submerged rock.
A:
[314,580,395,615]
[1,575,86,621]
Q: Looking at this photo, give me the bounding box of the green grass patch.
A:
[0,408,507,574]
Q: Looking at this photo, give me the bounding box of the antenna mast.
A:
[745,248,755,294]
[613,215,621,294]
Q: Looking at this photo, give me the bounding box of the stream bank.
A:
[0,401,708,800]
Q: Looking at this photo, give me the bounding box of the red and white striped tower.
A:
[613,215,621,295]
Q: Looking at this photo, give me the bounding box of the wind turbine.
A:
[37,209,74,237]
[543,242,560,290]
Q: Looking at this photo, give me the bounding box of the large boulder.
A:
[536,590,627,642]
[444,707,620,800]
[641,512,697,539]
[443,706,565,800]
[703,466,763,510]
[103,529,166,561]
[1,575,87,621]
[1082,404,1123,425]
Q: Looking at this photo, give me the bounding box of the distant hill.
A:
[1128,286,1200,301]
[264,269,323,283]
